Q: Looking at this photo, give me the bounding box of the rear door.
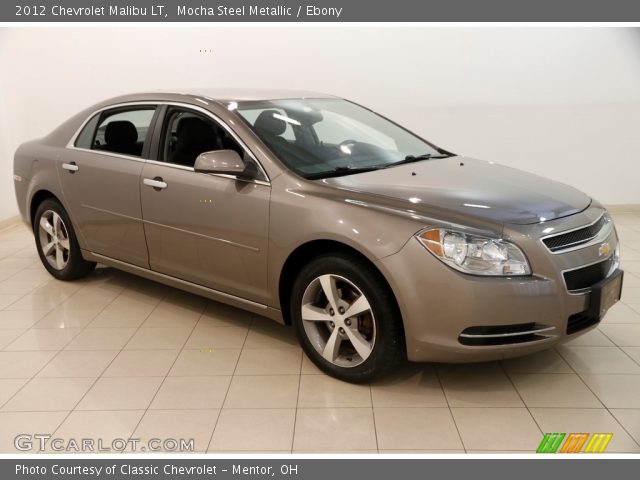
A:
[59,105,158,267]
[139,105,271,303]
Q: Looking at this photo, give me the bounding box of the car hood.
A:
[321,156,591,225]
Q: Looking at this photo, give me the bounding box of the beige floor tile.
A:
[184,325,247,350]
[6,269,52,284]
[0,411,68,453]
[57,287,122,311]
[624,273,640,289]
[379,449,466,453]
[37,350,118,378]
[77,377,162,410]
[509,373,602,408]
[599,324,640,347]
[622,347,640,364]
[133,409,219,452]
[566,328,615,347]
[142,292,206,328]
[371,366,447,407]
[125,327,192,350]
[0,351,58,378]
[581,374,640,408]
[104,350,179,377]
[243,321,299,349]
[0,378,28,406]
[438,363,524,407]
[1,377,95,412]
[610,409,640,445]
[451,408,541,452]
[0,279,41,295]
[622,287,640,305]
[0,310,48,329]
[199,302,253,328]
[90,290,161,328]
[558,346,640,374]
[301,355,322,374]
[151,376,231,409]
[624,261,640,275]
[531,408,640,453]
[0,294,25,309]
[602,303,640,324]
[502,349,573,373]
[293,408,377,452]
[374,407,462,450]
[33,309,100,329]
[65,328,136,350]
[169,349,240,376]
[209,408,295,451]
[31,280,83,297]
[5,328,81,351]
[224,375,299,409]
[5,293,68,311]
[298,374,371,408]
[235,348,302,375]
[54,410,145,449]
[0,329,26,349]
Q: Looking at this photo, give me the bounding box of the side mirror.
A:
[194,150,245,175]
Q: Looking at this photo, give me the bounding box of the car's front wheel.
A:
[33,198,96,280]
[290,253,405,383]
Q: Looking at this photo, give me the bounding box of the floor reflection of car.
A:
[13,89,623,382]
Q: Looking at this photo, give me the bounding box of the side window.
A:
[74,114,100,149]
[161,109,245,168]
[92,108,156,157]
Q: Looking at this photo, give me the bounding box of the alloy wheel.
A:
[38,210,71,270]
[300,274,376,368]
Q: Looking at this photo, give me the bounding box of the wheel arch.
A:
[29,189,61,228]
[278,239,402,328]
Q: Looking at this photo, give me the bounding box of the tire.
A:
[290,253,405,383]
[33,198,96,281]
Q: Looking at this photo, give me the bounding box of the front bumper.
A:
[376,205,622,363]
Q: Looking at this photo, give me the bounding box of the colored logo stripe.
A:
[560,433,589,453]
[584,433,613,453]
[537,433,614,453]
[536,433,566,453]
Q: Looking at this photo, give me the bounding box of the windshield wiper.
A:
[305,165,382,180]
[382,153,432,168]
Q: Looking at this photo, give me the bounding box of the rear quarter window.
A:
[74,114,100,149]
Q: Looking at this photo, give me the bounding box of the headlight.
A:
[416,228,531,276]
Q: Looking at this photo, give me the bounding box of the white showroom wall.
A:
[0,27,639,222]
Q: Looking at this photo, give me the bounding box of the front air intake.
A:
[458,323,556,346]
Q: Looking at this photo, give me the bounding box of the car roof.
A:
[137,88,337,102]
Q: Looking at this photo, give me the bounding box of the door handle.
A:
[143,177,168,191]
[62,162,79,173]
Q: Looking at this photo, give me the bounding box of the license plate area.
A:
[587,269,623,319]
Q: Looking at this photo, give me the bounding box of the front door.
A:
[58,105,158,267]
[140,106,271,303]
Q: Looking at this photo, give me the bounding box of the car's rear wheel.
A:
[34,199,96,280]
[290,253,405,383]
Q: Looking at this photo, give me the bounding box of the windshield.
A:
[235,98,450,179]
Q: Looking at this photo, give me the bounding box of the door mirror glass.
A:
[194,150,246,175]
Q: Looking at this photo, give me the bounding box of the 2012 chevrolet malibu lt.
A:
[13,89,624,382]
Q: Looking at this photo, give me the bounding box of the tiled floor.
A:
[1,211,640,453]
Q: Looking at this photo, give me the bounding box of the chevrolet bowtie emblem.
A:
[598,242,611,257]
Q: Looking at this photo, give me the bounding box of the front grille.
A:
[563,256,615,291]
[543,215,607,253]
[566,311,599,335]
[458,323,555,346]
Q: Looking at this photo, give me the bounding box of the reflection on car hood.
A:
[321,156,591,225]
